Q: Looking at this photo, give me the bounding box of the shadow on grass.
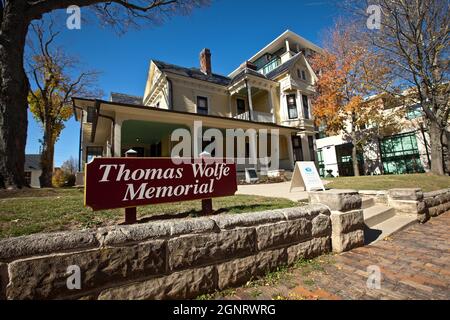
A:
[137,204,269,223]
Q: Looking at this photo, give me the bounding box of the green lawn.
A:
[325,173,450,192]
[0,188,297,239]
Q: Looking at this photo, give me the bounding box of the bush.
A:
[52,170,76,188]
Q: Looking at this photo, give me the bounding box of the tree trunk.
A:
[350,131,360,177]
[428,119,445,175]
[0,1,30,188]
[39,125,55,188]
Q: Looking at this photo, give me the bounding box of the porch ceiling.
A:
[122,120,188,145]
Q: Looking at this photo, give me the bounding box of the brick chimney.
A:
[200,48,212,75]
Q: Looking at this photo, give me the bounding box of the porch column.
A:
[249,130,258,168]
[286,134,295,170]
[268,88,275,123]
[113,119,122,157]
[246,80,254,121]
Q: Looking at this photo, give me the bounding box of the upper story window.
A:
[86,106,95,123]
[237,99,246,115]
[406,104,423,120]
[297,69,307,81]
[197,96,208,115]
[302,95,310,119]
[286,94,298,119]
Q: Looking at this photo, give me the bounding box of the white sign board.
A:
[290,161,325,192]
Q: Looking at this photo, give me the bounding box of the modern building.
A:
[316,94,435,177]
[24,154,42,188]
[73,30,322,176]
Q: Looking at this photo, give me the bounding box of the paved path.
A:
[237,182,310,202]
[218,212,450,300]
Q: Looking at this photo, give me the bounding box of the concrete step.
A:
[364,215,417,245]
[361,197,375,209]
[363,205,396,228]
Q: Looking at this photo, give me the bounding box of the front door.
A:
[292,136,304,163]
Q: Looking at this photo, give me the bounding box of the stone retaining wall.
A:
[0,204,331,300]
[388,188,450,223]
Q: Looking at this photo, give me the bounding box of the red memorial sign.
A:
[84,158,237,211]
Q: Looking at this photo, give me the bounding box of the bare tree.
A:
[347,0,449,175]
[61,156,78,175]
[27,19,100,187]
[0,0,208,189]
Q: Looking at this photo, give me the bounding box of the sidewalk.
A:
[216,212,450,300]
[236,182,310,202]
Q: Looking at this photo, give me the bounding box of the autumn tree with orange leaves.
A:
[311,23,402,176]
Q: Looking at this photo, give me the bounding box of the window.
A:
[406,104,423,120]
[237,99,246,115]
[381,132,424,174]
[308,136,315,162]
[24,172,31,185]
[197,96,208,115]
[317,149,325,177]
[302,95,310,119]
[298,69,307,80]
[86,107,96,123]
[86,146,103,164]
[286,94,298,119]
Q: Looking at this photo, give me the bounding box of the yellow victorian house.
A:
[73,30,322,177]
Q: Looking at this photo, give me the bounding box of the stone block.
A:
[309,190,361,212]
[254,248,288,276]
[311,214,331,237]
[99,217,215,246]
[98,266,216,300]
[217,255,256,290]
[6,240,166,300]
[211,210,285,230]
[287,237,331,265]
[388,199,420,215]
[330,210,364,235]
[388,188,423,201]
[0,262,7,300]
[331,229,364,253]
[282,204,330,221]
[256,219,311,251]
[0,230,98,262]
[168,228,256,271]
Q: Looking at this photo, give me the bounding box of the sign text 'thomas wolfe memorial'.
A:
[85,158,237,211]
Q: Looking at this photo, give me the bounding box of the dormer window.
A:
[86,106,95,123]
[298,69,307,81]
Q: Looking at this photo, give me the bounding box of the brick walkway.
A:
[218,212,450,300]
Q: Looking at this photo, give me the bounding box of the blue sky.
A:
[25,0,343,166]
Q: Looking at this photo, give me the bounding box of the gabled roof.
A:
[229,67,270,86]
[24,154,41,171]
[152,60,231,86]
[266,52,303,80]
[110,92,143,105]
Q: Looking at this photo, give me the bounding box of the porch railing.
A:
[234,111,274,123]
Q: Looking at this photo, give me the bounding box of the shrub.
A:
[52,170,76,188]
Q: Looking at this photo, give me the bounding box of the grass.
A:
[0,187,298,239]
[325,173,450,192]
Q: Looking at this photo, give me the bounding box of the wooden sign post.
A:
[84,158,237,223]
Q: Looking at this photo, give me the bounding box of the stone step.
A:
[364,214,417,245]
[361,197,375,209]
[363,205,396,228]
